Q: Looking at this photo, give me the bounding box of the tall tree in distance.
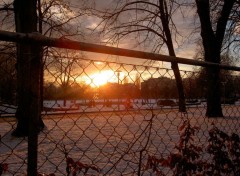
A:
[135,73,141,90]
[93,0,187,112]
[195,0,236,117]
[37,0,88,110]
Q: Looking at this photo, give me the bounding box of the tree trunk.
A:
[12,0,44,137]
[159,0,186,112]
[195,0,235,117]
[206,67,223,117]
[171,62,186,112]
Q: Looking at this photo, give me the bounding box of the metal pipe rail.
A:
[0,30,239,71]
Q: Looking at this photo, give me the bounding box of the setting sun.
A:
[86,70,116,87]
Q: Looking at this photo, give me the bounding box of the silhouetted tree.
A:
[93,0,186,112]
[12,0,44,137]
[195,0,236,117]
[0,46,16,104]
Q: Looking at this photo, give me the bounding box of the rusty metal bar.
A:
[0,30,240,71]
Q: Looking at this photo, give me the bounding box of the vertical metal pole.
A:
[13,0,40,174]
[27,44,41,176]
[28,119,39,176]
[118,72,120,111]
[116,70,121,111]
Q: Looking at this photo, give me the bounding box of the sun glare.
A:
[86,70,115,87]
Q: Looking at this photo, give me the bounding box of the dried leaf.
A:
[179,123,186,131]
[0,163,8,176]
[66,157,75,165]
[160,159,169,167]
[2,164,8,172]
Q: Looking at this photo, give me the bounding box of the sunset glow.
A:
[86,70,116,87]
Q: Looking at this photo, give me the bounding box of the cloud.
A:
[0,0,200,71]
[83,0,199,60]
[64,0,200,71]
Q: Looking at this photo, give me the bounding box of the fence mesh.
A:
[1,44,240,175]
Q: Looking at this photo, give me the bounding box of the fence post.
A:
[27,44,42,176]
[12,0,41,174]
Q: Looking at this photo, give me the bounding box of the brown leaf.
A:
[179,123,186,131]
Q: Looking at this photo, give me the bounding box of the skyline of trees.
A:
[42,72,240,101]
[0,0,90,137]
[195,0,237,117]
[92,0,187,112]
[88,0,240,116]
[0,0,239,118]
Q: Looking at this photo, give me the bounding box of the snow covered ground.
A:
[1,100,240,175]
[0,99,206,115]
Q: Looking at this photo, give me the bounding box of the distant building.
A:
[99,82,140,99]
[141,77,177,99]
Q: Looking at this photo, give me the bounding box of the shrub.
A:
[0,163,8,176]
[157,99,176,106]
[145,120,240,176]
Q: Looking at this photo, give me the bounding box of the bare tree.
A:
[46,49,84,106]
[12,0,43,137]
[0,0,88,136]
[195,0,236,117]
[222,1,240,55]
[92,0,187,112]
[0,45,16,104]
[0,1,14,30]
[37,0,87,110]
[135,73,141,90]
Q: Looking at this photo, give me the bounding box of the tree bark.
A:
[12,0,44,137]
[159,0,186,112]
[195,0,235,117]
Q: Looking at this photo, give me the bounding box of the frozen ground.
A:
[0,101,240,175]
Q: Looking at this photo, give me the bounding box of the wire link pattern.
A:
[1,46,240,175]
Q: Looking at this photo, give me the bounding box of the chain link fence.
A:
[1,33,240,175]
